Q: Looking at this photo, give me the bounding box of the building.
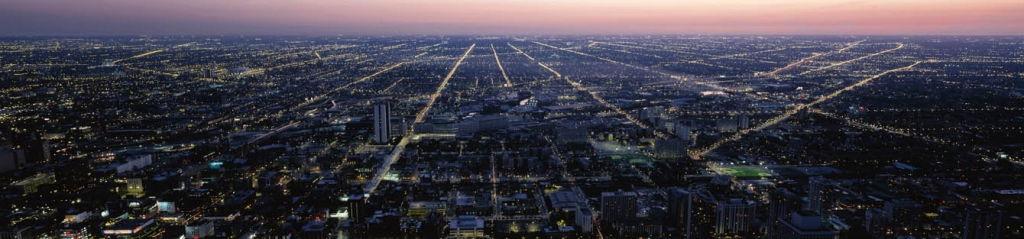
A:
[864,208,889,239]
[102,219,162,239]
[204,61,217,78]
[619,219,664,238]
[407,201,447,219]
[63,210,89,225]
[654,138,690,159]
[125,178,145,198]
[768,188,803,239]
[115,154,153,174]
[185,220,215,238]
[127,198,159,220]
[962,205,1002,239]
[55,159,90,194]
[419,211,447,239]
[0,144,26,173]
[668,188,694,238]
[390,116,408,137]
[0,227,32,239]
[10,173,55,195]
[716,118,738,132]
[715,198,756,235]
[576,206,594,233]
[675,123,692,141]
[884,199,922,232]
[301,220,327,239]
[807,177,832,217]
[58,224,91,239]
[373,103,391,144]
[737,115,750,129]
[601,190,638,224]
[449,215,485,239]
[774,211,838,239]
[346,194,367,224]
[549,190,580,210]
[556,127,589,144]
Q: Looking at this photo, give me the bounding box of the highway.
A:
[507,43,536,61]
[287,62,407,113]
[768,39,864,76]
[491,44,512,87]
[694,61,923,158]
[768,52,823,75]
[113,42,194,64]
[799,43,904,75]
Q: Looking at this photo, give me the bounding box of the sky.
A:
[1,0,1022,36]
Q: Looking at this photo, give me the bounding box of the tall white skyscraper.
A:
[374,103,391,144]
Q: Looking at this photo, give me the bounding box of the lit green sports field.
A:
[715,166,773,177]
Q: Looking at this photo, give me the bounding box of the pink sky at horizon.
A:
[1,0,1022,35]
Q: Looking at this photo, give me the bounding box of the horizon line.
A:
[3,33,1024,38]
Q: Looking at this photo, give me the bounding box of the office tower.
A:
[204,61,218,78]
[42,140,52,163]
[768,188,803,239]
[373,103,391,144]
[807,177,832,216]
[962,205,1002,239]
[347,194,366,224]
[576,207,594,233]
[716,118,738,132]
[737,115,750,129]
[654,138,689,159]
[675,123,691,140]
[884,199,922,231]
[601,190,638,224]
[715,198,756,235]
[864,208,889,239]
[420,211,446,239]
[669,188,694,238]
[0,144,26,173]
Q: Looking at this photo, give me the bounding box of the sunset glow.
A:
[2,0,1022,35]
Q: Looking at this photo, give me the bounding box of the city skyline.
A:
[2,0,1024,36]
[2,0,1024,238]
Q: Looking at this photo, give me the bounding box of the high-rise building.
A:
[576,206,594,233]
[864,208,889,239]
[346,194,367,224]
[691,191,718,239]
[807,177,832,216]
[373,103,391,144]
[674,123,691,140]
[669,188,694,238]
[601,190,638,224]
[654,138,690,159]
[717,118,738,132]
[884,199,922,232]
[768,188,803,239]
[0,144,26,173]
[737,115,750,129]
[41,140,52,163]
[714,198,756,235]
[962,205,1002,239]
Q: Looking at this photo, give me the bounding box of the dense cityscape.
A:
[1,35,1023,239]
